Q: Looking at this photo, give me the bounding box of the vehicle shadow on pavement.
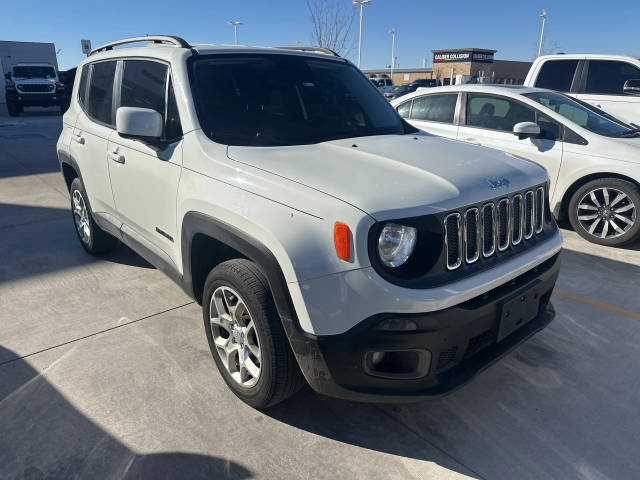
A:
[0,204,153,285]
[265,249,640,480]
[0,344,253,480]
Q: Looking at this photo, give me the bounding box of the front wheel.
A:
[7,100,21,117]
[568,178,640,246]
[69,178,118,254]
[202,259,304,408]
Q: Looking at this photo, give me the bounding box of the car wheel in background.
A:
[69,177,118,254]
[7,101,21,117]
[202,259,304,408]
[568,178,640,246]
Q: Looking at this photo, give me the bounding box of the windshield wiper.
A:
[619,128,640,137]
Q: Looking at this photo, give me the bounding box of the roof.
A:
[535,54,640,62]
[391,84,547,101]
[363,68,432,74]
[432,48,497,54]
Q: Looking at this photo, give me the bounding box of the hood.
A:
[227,134,548,220]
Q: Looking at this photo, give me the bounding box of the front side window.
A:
[121,60,167,114]
[410,94,457,124]
[396,100,412,118]
[466,94,534,132]
[189,54,409,146]
[524,91,635,137]
[87,61,117,125]
[585,60,640,95]
[534,60,579,92]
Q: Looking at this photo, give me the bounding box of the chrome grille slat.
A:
[442,184,546,270]
[444,213,462,270]
[464,208,480,264]
[511,194,523,245]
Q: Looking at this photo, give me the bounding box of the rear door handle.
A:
[108,151,125,164]
[72,132,84,145]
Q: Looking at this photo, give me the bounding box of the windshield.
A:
[13,66,56,79]
[523,91,636,138]
[189,54,409,146]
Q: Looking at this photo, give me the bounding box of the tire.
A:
[202,259,304,408]
[7,101,20,117]
[69,177,118,254]
[568,177,640,246]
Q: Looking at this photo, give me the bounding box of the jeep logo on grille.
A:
[487,177,511,189]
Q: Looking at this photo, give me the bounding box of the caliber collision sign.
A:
[433,51,494,63]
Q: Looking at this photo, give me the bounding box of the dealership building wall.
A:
[364,48,532,86]
[0,40,58,103]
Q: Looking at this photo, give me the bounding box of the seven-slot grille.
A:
[17,84,53,92]
[445,185,546,270]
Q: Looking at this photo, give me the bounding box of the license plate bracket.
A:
[497,280,542,342]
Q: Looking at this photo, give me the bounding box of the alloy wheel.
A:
[72,189,91,244]
[209,286,262,388]
[577,187,636,239]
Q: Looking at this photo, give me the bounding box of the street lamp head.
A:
[229,21,243,26]
[540,9,547,18]
[353,0,371,5]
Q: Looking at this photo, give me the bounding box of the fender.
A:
[180,211,299,330]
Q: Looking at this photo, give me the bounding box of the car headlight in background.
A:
[377,223,417,267]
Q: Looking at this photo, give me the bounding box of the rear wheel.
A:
[69,177,118,254]
[568,178,640,246]
[203,259,304,408]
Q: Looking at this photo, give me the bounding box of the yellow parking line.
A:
[553,288,640,321]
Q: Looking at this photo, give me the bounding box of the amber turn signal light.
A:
[334,222,351,261]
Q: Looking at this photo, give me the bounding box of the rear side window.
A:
[410,94,457,124]
[585,60,640,95]
[121,60,167,114]
[87,61,116,125]
[396,100,412,118]
[534,60,579,92]
[77,65,89,106]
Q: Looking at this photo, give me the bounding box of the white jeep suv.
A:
[57,36,562,408]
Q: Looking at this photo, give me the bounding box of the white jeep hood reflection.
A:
[227,134,548,220]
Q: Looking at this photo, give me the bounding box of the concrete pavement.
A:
[1,108,639,479]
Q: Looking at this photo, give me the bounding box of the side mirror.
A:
[623,79,640,95]
[116,107,163,140]
[513,121,541,140]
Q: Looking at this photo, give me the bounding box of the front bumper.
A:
[7,92,62,106]
[283,252,560,402]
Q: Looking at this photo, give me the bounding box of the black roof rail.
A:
[273,46,340,57]
[89,36,191,56]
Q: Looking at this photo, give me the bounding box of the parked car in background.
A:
[384,83,418,100]
[369,76,394,94]
[4,63,65,116]
[411,78,441,88]
[57,36,561,408]
[524,54,640,126]
[392,85,640,246]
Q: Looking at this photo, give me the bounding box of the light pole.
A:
[353,0,371,69]
[390,28,396,79]
[228,21,243,45]
[537,10,547,57]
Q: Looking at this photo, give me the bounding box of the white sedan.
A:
[391,85,640,246]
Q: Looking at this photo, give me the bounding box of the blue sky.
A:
[3,0,639,70]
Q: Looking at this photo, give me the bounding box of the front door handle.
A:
[72,132,84,145]
[109,151,125,164]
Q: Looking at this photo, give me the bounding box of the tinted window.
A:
[585,60,640,95]
[535,112,561,141]
[534,60,579,92]
[524,91,634,137]
[410,94,457,123]
[466,94,534,132]
[396,100,412,118]
[87,61,116,125]
[190,54,408,146]
[121,60,167,114]
[78,65,89,106]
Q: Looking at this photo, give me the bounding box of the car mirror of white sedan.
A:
[513,122,541,140]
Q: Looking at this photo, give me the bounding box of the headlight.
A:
[377,223,417,267]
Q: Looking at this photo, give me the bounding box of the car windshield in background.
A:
[13,66,56,78]
[393,85,415,95]
[523,91,636,138]
[189,54,407,146]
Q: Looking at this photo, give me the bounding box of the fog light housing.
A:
[363,349,431,379]
[376,318,418,331]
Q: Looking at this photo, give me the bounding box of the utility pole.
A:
[538,10,547,57]
[390,28,396,79]
[353,0,371,68]
[228,21,243,45]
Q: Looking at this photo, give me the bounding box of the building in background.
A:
[364,48,531,87]
[0,40,58,104]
